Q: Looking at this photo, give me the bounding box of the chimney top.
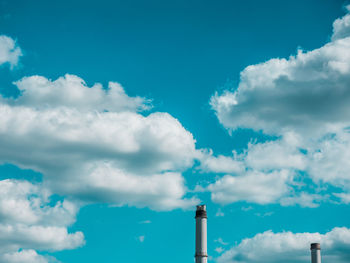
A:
[310,243,321,250]
[195,205,207,218]
[196,205,206,211]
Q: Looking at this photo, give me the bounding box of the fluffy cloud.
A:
[207,170,292,205]
[243,132,306,171]
[197,149,244,174]
[205,7,350,206]
[199,134,320,206]
[0,69,199,259]
[0,74,198,210]
[46,163,198,210]
[1,250,49,263]
[12,74,149,112]
[211,38,350,136]
[0,179,77,226]
[0,179,84,262]
[0,35,22,68]
[217,227,350,263]
[332,6,350,41]
[307,132,350,192]
[211,7,350,137]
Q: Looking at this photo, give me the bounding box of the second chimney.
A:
[195,205,208,263]
[310,243,321,263]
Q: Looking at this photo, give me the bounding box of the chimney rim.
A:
[310,243,321,250]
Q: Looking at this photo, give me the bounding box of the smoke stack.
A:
[195,205,208,263]
[310,243,321,263]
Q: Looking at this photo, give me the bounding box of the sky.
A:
[1,0,350,262]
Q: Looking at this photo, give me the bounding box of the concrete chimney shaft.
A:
[195,205,207,263]
[311,243,321,263]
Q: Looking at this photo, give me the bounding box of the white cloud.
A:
[197,149,244,174]
[12,74,150,112]
[0,35,22,68]
[205,7,350,207]
[211,8,350,137]
[0,179,84,262]
[198,132,305,173]
[207,170,293,205]
[243,132,306,171]
[0,71,200,260]
[307,132,350,191]
[280,192,325,208]
[332,5,350,41]
[0,179,77,226]
[0,224,84,252]
[334,192,350,204]
[1,250,49,263]
[48,163,198,210]
[217,227,350,263]
[216,208,225,217]
[0,74,199,210]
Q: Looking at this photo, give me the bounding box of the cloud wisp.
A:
[0,35,22,69]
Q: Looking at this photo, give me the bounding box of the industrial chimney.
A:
[195,205,207,263]
[310,243,321,263]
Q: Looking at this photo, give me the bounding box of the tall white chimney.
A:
[311,243,321,263]
[195,204,207,263]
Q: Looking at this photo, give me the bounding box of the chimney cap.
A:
[195,204,207,218]
[310,243,321,250]
[196,204,206,211]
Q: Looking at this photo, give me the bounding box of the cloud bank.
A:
[204,6,350,207]
[0,41,199,259]
[0,74,198,210]
[217,227,350,263]
[0,179,84,263]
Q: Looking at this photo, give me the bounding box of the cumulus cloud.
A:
[207,170,292,205]
[0,74,198,210]
[217,227,350,263]
[12,74,150,112]
[0,179,77,226]
[47,163,198,210]
[198,132,305,174]
[197,149,244,174]
[332,5,350,41]
[243,132,306,171]
[1,250,49,263]
[0,179,84,262]
[204,6,350,206]
[0,72,200,260]
[0,35,22,68]
[211,6,350,137]
[211,38,350,136]
[307,132,350,191]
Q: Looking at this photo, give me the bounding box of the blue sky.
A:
[1,0,350,262]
